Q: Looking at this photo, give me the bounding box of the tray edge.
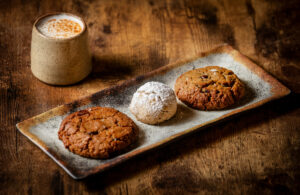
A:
[16,44,291,179]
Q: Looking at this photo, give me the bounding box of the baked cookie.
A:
[58,107,139,159]
[129,82,177,125]
[174,66,245,110]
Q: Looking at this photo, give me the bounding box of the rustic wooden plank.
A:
[0,0,299,194]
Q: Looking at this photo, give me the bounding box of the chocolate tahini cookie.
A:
[174,66,245,110]
[58,107,139,159]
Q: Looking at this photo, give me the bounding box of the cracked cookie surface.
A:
[58,107,139,159]
[174,66,245,110]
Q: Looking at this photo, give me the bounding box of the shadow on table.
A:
[77,55,136,85]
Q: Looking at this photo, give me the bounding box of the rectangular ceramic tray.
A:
[16,45,290,179]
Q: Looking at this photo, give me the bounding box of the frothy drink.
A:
[37,14,84,38]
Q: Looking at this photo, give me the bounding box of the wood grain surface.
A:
[0,0,299,194]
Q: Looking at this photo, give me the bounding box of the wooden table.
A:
[1,0,299,194]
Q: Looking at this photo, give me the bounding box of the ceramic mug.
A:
[31,13,91,85]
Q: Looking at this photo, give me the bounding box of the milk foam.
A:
[37,14,84,38]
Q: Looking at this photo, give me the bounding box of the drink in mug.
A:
[37,14,83,38]
[31,13,91,85]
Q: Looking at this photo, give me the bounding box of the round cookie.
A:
[174,66,245,110]
[58,107,139,159]
[129,82,177,125]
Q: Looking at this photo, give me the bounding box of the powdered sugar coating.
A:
[129,82,177,124]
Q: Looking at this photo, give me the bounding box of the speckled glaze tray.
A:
[16,45,290,179]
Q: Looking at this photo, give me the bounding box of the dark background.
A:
[0,0,299,194]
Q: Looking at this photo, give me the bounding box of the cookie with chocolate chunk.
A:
[58,107,139,159]
[174,66,245,110]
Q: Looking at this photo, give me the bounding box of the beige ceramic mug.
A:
[31,13,91,85]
